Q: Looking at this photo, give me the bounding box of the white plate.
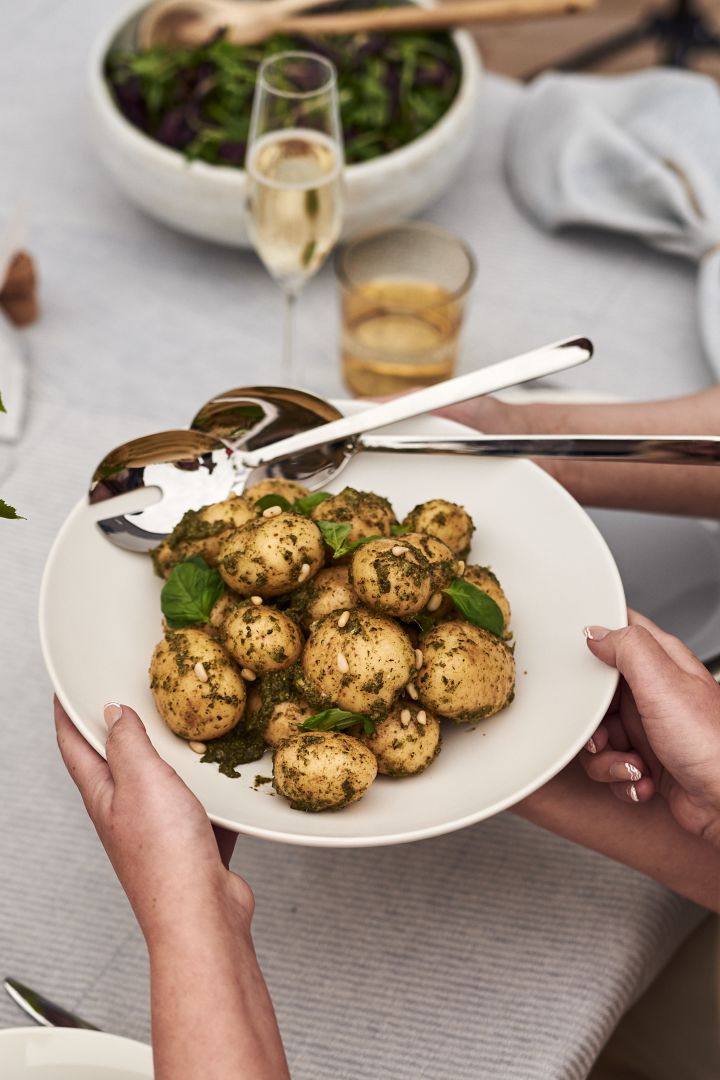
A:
[0,1028,152,1079]
[39,411,625,847]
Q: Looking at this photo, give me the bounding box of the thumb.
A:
[584,624,690,717]
[103,702,172,788]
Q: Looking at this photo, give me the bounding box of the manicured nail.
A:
[628,783,639,803]
[610,762,642,782]
[584,626,609,641]
[585,737,597,754]
[104,702,123,729]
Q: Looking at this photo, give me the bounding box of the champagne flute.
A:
[246,51,344,383]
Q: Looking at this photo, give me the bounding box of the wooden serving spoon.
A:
[137,0,342,49]
[138,0,594,49]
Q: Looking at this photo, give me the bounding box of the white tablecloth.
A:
[0,3,711,1078]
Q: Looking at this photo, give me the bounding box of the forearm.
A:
[513,761,720,912]
[504,388,720,517]
[147,884,289,1080]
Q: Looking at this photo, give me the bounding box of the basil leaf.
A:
[391,523,410,536]
[292,490,332,516]
[316,520,384,559]
[161,556,225,628]
[316,520,352,556]
[411,613,434,634]
[254,494,292,513]
[299,708,375,736]
[0,390,5,413]
[0,498,24,520]
[443,578,504,637]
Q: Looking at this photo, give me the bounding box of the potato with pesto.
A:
[362,702,441,776]
[349,538,433,618]
[402,532,458,591]
[149,627,246,740]
[219,512,324,597]
[402,499,474,558]
[221,601,303,674]
[273,731,378,811]
[244,478,309,506]
[151,495,256,578]
[462,565,512,636]
[207,588,242,633]
[311,486,397,552]
[416,621,515,722]
[289,565,359,629]
[263,699,315,747]
[301,608,415,716]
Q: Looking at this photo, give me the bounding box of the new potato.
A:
[273,731,378,811]
[349,538,433,617]
[291,565,358,629]
[417,621,515,722]
[301,608,415,716]
[151,495,256,578]
[402,499,474,557]
[221,602,302,674]
[363,703,441,776]
[219,512,324,597]
[149,627,246,740]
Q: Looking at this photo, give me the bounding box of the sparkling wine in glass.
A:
[246,51,344,382]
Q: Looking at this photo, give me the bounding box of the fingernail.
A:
[104,702,123,729]
[628,783,639,803]
[584,626,609,641]
[585,737,597,754]
[610,762,642,782]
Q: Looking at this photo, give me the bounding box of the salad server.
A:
[89,336,592,551]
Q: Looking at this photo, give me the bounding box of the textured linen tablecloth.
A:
[0,3,712,1078]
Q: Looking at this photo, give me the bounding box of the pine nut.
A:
[414,648,424,669]
[457,560,465,576]
[406,682,418,700]
[400,709,411,726]
[250,595,263,606]
[241,667,257,681]
[337,610,350,628]
[392,545,408,556]
[427,592,442,612]
[416,710,427,726]
[337,652,349,674]
[189,741,207,754]
[262,505,283,518]
[194,661,208,682]
[298,562,311,582]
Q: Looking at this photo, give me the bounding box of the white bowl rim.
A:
[88,0,482,186]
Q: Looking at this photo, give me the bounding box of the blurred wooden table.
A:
[471,0,720,77]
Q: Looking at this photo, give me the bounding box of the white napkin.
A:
[506,69,720,376]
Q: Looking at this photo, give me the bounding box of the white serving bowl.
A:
[88,0,482,247]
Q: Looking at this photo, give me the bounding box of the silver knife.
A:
[3,977,100,1030]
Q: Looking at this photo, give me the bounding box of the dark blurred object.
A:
[0,252,39,327]
[526,0,720,77]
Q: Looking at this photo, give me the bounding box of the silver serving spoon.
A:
[91,335,592,551]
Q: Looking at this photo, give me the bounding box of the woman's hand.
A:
[581,612,720,846]
[54,698,252,943]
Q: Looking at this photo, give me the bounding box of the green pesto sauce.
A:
[168,508,228,548]
[253,774,273,788]
[257,665,303,728]
[201,720,266,778]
